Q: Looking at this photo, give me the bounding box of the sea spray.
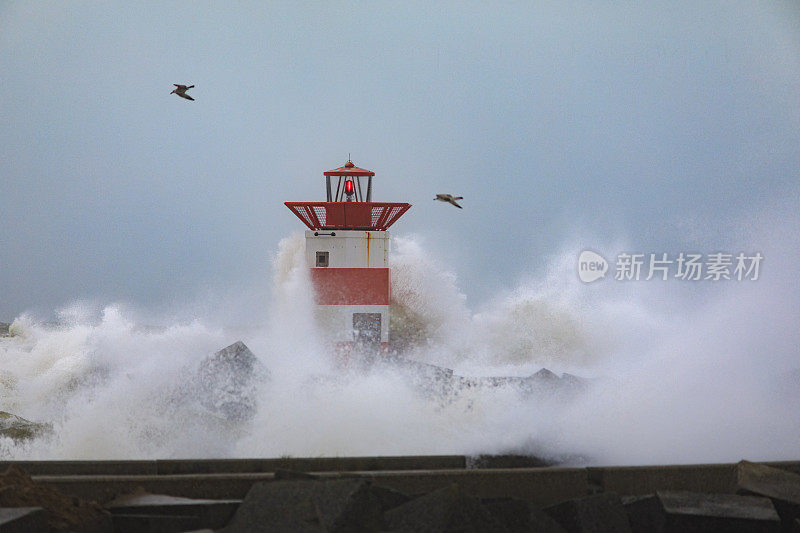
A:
[0,209,798,464]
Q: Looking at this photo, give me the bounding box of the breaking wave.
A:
[1,207,798,465]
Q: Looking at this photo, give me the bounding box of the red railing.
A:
[285,202,411,231]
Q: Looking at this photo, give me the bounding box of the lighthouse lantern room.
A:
[285,161,411,353]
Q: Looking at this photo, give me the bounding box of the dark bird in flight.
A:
[434,194,463,208]
[171,84,195,101]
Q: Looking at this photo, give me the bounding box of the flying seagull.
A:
[434,194,463,208]
[171,84,195,101]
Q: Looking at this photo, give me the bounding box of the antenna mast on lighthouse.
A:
[285,160,411,356]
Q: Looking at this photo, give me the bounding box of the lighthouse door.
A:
[353,313,381,351]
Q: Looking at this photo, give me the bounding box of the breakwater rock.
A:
[0,412,52,442]
[192,341,269,421]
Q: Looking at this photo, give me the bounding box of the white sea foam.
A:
[1,208,798,464]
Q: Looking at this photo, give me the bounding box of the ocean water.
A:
[1,209,798,464]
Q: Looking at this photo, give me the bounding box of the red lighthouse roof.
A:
[286,160,410,231]
[324,160,375,177]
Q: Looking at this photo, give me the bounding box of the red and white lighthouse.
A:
[285,160,411,354]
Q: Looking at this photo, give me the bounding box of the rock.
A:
[625,491,780,533]
[530,368,560,382]
[523,369,587,395]
[736,460,800,530]
[383,357,457,400]
[221,478,385,533]
[0,466,111,532]
[0,412,51,442]
[378,358,587,405]
[0,507,48,533]
[194,341,267,421]
[383,484,506,532]
[388,357,454,382]
[561,373,588,389]
[462,368,586,397]
[544,492,632,533]
[0,323,9,337]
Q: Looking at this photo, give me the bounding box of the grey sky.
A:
[1,1,798,322]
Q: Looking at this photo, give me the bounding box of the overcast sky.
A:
[1,1,798,323]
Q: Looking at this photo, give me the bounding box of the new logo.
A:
[578,250,608,283]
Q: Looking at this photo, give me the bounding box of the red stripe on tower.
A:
[311,268,390,305]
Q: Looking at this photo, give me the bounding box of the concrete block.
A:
[274,468,319,480]
[383,484,506,532]
[625,491,780,533]
[481,497,566,533]
[221,478,385,533]
[469,454,554,469]
[765,462,800,477]
[111,513,201,533]
[368,484,412,512]
[0,456,465,477]
[0,507,47,533]
[39,467,588,507]
[481,497,530,532]
[736,460,800,530]
[155,455,466,475]
[36,473,273,503]
[588,463,737,495]
[357,467,589,507]
[106,492,240,529]
[529,505,571,533]
[544,492,632,533]
[0,460,157,476]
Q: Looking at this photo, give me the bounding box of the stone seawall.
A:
[1,457,799,531]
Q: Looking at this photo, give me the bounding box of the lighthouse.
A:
[285,161,411,354]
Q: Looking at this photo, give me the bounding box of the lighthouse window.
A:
[315,251,329,267]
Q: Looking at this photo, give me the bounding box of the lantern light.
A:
[344,179,355,196]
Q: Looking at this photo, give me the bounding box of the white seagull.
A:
[171,84,195,101]
[434,194,463,209]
